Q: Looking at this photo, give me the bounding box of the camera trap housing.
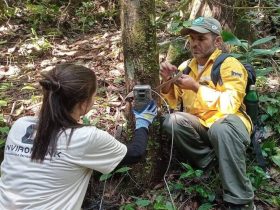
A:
[133,85,152,112]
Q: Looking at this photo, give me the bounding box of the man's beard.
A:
[192,46,216,59]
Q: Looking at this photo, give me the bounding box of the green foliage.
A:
[169,163,216,204]
[165,0,191,34]
[222,31,280,66]
[25,2,59,29]
[0,114,9,149]
[120,203,135,210]
[261,139,280,167]
[248,166,269,190]
[75,1,97,32]
[179,162,203,179]
[133,197,151,207]
[75,0,119,32]
[0,6,17,20]
[259,93,280,134]
[168,17,191,34]
[30,28,52,51]
[198,203,213,210]
[99,166,131,181]
[0,82,12,90]
[121,195,174,210]
[0,82,11,150]
[153,195,173,210]
[0,0,118,34]
[247,163,279,207]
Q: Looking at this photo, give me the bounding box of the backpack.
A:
[182,54,266,170]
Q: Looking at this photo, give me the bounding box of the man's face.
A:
[187,31,219,62]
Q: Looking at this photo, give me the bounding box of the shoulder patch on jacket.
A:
[231,70,242,78]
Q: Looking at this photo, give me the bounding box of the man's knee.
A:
[208,115,248,146]
[208,120,235,148]
[208,119,229,145]
[162,113,191,135]
[162,113,178,134]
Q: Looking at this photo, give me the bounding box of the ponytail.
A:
[31,64,97,161]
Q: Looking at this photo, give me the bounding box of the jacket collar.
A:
[189,49,222,73]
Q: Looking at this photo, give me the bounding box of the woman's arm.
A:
[118,127,148,166]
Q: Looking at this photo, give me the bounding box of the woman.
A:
[0,64,157,210]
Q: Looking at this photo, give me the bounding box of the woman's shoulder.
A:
[72,125,112,142]
[73,125,106,138]
[12,116,38,127]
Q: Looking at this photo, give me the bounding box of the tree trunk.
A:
[120,0,159,90]
[120,0,164,187]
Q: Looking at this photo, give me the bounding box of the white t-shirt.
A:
[0,116,127,210]
[198,64,204,74]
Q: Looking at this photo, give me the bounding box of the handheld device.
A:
[133,85,152,112]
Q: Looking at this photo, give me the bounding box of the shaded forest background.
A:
[0,0,280,209]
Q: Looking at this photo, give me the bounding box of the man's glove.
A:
[133,100,157,130]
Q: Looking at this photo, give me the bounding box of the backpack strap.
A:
[182,66,192,75]
[211,53,231,86]
[183,54,231,86]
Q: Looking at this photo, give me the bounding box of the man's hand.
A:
[175,74,200,92]
[160,62,178,82]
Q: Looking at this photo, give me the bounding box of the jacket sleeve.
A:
[161,85,182,109]
[193,57,247,114]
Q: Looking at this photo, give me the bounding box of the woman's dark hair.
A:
[31,64,97,162]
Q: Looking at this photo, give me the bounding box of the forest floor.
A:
[1,14,280,210]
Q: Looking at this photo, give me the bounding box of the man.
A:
[160,17,255,210]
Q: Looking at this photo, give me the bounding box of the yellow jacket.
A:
[162,49,252,133]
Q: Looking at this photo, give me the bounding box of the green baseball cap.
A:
[181,16,222,36]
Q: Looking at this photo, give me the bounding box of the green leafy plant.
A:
[168,14,191,34]
[248,166,269,190]
[177,163,216,203]
[179,162,203,179]
[247,164,280,207]
[99,166,131,182]
[222,32,280,67]
[30,28,52,52]
[198,202,214,210]
[75,1,96,32]
[153,195,174,210]
[120,195,174,210]
[261,138,280,167]
[0,118,9,149]
[221,32,280,86]
[25,2,60,29]
[259,93,280,135]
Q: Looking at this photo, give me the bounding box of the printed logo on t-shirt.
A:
[5,123,62,160]
[22,124,35,144]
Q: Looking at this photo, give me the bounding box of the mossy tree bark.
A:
[120,0,159,90]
